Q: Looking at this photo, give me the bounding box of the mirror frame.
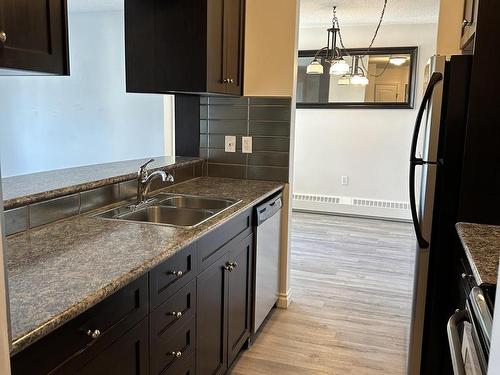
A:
[296,46,418,109]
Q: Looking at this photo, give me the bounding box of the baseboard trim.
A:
[292,208,412,224]
[276,289,292,309]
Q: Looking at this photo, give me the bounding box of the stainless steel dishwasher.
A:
[252,193,282,334]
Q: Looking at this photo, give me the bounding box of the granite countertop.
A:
[2,156,202,210]
[7,177,284,355]
[456,222,500,285]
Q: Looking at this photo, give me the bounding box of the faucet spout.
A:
[136,160,175,204]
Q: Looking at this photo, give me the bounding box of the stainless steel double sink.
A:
[94,193,240,228]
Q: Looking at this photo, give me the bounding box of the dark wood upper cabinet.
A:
[125,0,245,96]
[0,0,69,74]
[461,0,479,51]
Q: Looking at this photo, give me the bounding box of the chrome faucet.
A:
[136,159,174,204]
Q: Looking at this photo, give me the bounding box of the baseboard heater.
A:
[293,193,411,220]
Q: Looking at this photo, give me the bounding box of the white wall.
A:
[0,10,167,177]
[293,24,438,220]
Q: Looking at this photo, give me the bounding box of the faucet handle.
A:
[138,158,155,178]
[140,158,155,170]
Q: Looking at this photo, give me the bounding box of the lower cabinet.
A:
[196,234,253,375]
[227,235,253,366]
[11,203,264,375]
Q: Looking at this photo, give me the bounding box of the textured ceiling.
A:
[300,0,440,27]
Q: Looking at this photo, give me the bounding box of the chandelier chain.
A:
[336,0,388,58]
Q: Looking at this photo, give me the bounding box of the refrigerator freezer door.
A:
[407,55,447,375]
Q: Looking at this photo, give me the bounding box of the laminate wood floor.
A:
[230,212,416,375]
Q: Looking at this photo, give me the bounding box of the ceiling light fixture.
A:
[306,1,388,78]
[306,6,349,76]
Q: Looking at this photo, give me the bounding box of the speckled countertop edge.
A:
[2,156,202,210]
[8,177,285,355]
[456,222,500,286]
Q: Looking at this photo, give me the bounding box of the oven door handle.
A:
[470,286,493,350]
[447,309,469,375]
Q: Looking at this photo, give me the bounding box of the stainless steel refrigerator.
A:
[407,55,474,375]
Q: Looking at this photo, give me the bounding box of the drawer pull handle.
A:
[170,351,182,358]
[169,270,184,278]
[171,311,183,318]
[87,329,101,339]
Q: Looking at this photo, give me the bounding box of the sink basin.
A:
[117,206,215,227]
[156,193,238,210]
[93,193,240,228]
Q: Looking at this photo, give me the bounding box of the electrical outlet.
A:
[242,136,252,153]
[225,136,236,152]
[341,176,348,185]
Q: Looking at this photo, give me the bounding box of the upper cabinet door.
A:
[125,0,245,96]
[461,0,479,51]
[206,0,227,94]
[0,0,69,74]
[223,0,244,95]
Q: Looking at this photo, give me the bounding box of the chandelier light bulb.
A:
[306,59,324,75]
[330,59,350,75]
[351,74,369,86]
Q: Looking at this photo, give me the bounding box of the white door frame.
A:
[163,95,176,157]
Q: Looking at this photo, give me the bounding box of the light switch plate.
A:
[341,176,348,185]
[242,136,252,154]
[225,135,236,152]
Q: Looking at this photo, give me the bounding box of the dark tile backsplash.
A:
[200,97,291,182]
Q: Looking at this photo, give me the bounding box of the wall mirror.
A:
[296,47,418,109]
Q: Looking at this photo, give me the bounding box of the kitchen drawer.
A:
[150,316,196,375]
[11,274,148,375]
[165,353,195,375]
[53,318,149,375]
[150,279,196,339]
[198,208,252,271]
[150,243,197,309]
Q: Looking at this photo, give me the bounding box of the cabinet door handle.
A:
[229,78,234,84]
[0,31,6,44]
[230,261,238,269]
[462,19,471,27]
[86,329,101,339]
[168,270,184,278]
[169,351,182,358]
[170,311,183,319]
[223,263,234,272]
[222,78,229,84]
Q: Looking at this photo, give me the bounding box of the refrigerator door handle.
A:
[409,72,443,249]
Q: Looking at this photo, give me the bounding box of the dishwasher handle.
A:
[256,194,283,225]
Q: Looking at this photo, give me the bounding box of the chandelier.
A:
[306,1,388,86]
